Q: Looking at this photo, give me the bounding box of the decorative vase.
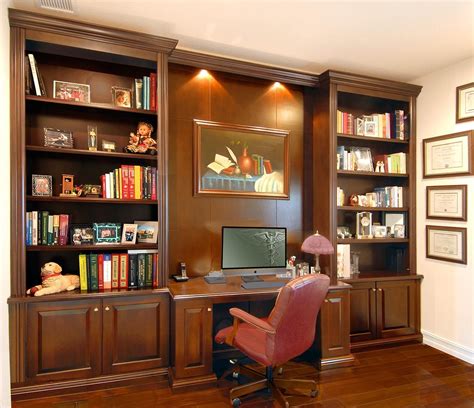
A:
[238,147,253,175]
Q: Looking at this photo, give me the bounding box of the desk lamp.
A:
[301,231,334,274]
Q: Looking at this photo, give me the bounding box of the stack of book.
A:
[78,250,158,291]
[336,111,354,135]
[337,187,345,206]
[25,54,47,97]
[25,212,69,246]
[133,74,156,111]
[100,165,157,200]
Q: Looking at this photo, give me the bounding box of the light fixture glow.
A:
[272,81,282,89]
[198,69,210,79]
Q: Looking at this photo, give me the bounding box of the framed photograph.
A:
[373,225,387,238]
[456,82,474,123]
[194,119,289,198]
[134,221,159,244]
[53,80,90,103]
[336,226,352,239]
[427,185,467,221]
[423,131,474,178]
[112,86,132,108]
[44,128,73,148]
[426,225,467,264]
[93,223,121,244]
[32,174,52,196]
[383,212,406,237]
[121,223,138,244]
[70,224,94,245]
[393,224,405,238]
[87,125,98,151]
[355,117,364,136]
[102,140,116,152]
[352,147,373,172]
[364,121,377,137]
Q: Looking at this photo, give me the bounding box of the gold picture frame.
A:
[456,82,474,123]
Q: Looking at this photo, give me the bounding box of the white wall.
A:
[415,57,474,364]
[0,0,11,407]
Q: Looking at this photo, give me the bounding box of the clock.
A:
[356,211,373,238]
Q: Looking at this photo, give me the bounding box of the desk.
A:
[168,276,354,389]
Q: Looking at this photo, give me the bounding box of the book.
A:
[129,166,135,199]
[134,165,141,199]
[47,215,54,245]
[103,254,112,290]
[134,78,143,109]
[145,253,153,287]
[151,167,157,200]
[27,54,42,96]
[207,153,234,175]
[25,55,32,95]
[111,254,120,289]
[129,254,138,289]
[121,165,129,199]
[98,254,104,290]
[59,214,69,245]
[137,253,146,288]
[150,72,157,111]
[89,253,99,291]
[152,252,158,288]
[78,254,88,291]
[32,211,38,245]
[41,211,49,245]
[336,244,351,279]
[119,254,128,288]
[53,215,60,245]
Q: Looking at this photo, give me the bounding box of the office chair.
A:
[215,274,330,407]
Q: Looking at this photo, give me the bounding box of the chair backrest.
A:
[266,274,330,366]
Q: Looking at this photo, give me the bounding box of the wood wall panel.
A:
[168,64,305,276]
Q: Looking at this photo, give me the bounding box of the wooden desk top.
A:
[168,275,350,302]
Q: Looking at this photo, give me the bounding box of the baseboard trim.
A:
[422,330,474,364]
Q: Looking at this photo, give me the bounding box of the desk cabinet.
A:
[25,294,169,385]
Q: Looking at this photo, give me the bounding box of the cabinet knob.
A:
[324,299,329,303]
[378,288,383,292]
[94,307,99,312]
[105,306,110,311]
[372,288,376,292]
[207,308,212,312]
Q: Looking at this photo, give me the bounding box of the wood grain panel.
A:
[349,282,377,343]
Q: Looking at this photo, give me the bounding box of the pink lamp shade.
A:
[301,231,334,255]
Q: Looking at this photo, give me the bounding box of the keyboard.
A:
[241,281,286,290]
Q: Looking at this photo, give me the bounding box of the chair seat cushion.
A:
[215,323,271,366]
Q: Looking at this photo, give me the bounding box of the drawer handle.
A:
[105,306,110,311]
[94,307,99,312]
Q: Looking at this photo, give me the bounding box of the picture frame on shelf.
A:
[364,120,377,137]
[426,185,467,221]
[423,131,473,178]
[393,224,405,238]
[70,224,94,245]
[337,226,352,239]
[32,174,52,196]
[135,220,159,243]
[44,128,73,148]
[373,225,387,238]
[352,147,373,172]
[93,223,121,244]
[53,80,90,103]
[456,82,474,123]
[102,140,116,152]
[112,86,132,108]
[121,223,138,244]
[383,212,406,238]
[426,225,467,265]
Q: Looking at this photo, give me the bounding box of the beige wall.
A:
[0,1,11,406]
[415,57,474,363]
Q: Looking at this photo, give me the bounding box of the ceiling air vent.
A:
[38,0,74,13]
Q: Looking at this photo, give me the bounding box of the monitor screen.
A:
[221,226,287,276]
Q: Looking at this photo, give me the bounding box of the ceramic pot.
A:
[238,147,253,175]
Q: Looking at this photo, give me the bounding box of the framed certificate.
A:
[426,225,467,264]
[427,185,467,221]
[423,131,473,178]
[456,82,474,123]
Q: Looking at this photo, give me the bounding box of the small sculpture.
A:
[349,194,359,206]
[124,122,157,155]
[26,262,80,296]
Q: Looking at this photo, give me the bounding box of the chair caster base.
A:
[232,397,241,407]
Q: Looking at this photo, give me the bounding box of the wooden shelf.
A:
[27,195,157,205]
[337,238,409,244]
[26,243,158,252]
[337,170,408,178]
[337,206,408,212]
[337,133,409,144]
[26,145,158,161]
[26,95,157,116]
[340,273,422,283]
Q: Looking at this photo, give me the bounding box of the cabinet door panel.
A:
[102,294,169,374]
[349,282,377,342]
[377,281,416,338]
[27,300,101,383]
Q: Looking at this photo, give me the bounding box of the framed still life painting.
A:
[193,119,289,199]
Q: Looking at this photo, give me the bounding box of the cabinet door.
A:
[349,282,377,343]
[102,294,169,375]
[172,298,213,379]
[26,299,101,383]
[376,280,417,338]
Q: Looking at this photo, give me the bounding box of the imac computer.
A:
[221,226,287,276]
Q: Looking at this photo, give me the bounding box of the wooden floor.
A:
[13,344,474,407]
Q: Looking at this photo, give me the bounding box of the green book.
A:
[145,254,153,287]
[89,253,98,290]
[137,253,146,288]
[41,211,49,245]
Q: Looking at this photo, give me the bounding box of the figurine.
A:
[124,122,157,155]
[375,160,385,173]
[26,262,80,296]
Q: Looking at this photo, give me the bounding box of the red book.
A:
[119,254,128,289]
[129,165,135,199]
[151,167,157,200]
[98,254,104,290]
[100,174,106,198]
[58,214,69,245]
[150,72,157,111]
[152,253,159,288]
[263,160,272,174]
[121,165,129,199]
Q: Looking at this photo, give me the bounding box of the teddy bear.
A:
[26,262,80,296]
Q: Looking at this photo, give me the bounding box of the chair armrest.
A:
[229,308,275,334]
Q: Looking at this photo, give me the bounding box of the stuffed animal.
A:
[26,262,80,296]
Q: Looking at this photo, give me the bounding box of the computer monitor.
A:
[221,226,287,276]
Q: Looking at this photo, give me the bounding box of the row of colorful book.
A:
[337,186,404,208]
[25,212,69,246]
[100,165,157,200]
[373,152,407,174]
[337,146,406,174]
[25,54,46,97]
[133,74,156,111]
[78,250,159,291]
[337,110,408,140]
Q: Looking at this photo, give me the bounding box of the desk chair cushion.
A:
[215,274,330,367]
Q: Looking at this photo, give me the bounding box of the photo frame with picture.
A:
[135,221,159,243]
[93,223,121,244]
[32,174,52,196]
[53,80,90,103]
[44,128,73,149]
[121,223,138,244]
[112,86,132,108]
[70,224,94,245]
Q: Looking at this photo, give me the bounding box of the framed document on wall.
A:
[423,131,473,178]
[456,82,474,123]
[426,185,467,221]
[426,225,467,264]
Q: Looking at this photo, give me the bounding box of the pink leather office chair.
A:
[215,274,330,407]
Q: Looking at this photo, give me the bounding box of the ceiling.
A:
[11,0,474,82]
